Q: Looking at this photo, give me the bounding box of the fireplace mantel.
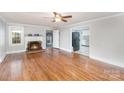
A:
[25,36,43,49]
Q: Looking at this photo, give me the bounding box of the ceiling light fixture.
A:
[54,14,61,22]
[55,17,61,22]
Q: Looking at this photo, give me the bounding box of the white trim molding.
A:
[0,54,6,63]
[60,13,124,29]
[90,55,124,68]
[7,23,54,29]
[59,47,72,52]
[0,16,6,23]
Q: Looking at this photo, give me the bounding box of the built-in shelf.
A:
[25,34,43,37]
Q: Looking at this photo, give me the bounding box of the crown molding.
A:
[59,13,124,29]
[0,16,6,23]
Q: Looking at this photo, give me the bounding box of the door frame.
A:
[70,25,90,56]
[46,30,53,48]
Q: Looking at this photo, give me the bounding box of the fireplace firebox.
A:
[27,41,42,53]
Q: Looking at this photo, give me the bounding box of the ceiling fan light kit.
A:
[52,12,72,22]
[55,17,61,22]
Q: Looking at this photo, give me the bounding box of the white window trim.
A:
[9,25,24,46]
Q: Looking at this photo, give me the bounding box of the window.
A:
[9,25,24,46]
[12,30,21,44]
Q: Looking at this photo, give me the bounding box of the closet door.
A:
[53,30,59,48]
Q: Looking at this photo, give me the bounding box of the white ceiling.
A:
[0,12,120,28]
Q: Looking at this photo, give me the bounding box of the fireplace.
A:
[27,41,42,53]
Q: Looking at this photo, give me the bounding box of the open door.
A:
[46,31,53,48]
[72,32,80,51]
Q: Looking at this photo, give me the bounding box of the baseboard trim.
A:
[0,54,6,63]
[90,55,124,68]
[59,47,72,52]
[6,50,26,54]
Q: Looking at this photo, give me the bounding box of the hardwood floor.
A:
[0,48,124,80]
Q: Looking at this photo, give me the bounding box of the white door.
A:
[53,30,59,48]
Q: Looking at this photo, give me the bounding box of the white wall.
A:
[53,30,59,48]
[6,23,53,53]
[0,17,6,63]
[90,15,124,67]
[60,28,71,52]
[59,14,124,67]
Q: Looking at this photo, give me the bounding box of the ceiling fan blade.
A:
[53,12,58,15]
[53,12,62,17]
[62,15,72,18]
[62,19,67,22]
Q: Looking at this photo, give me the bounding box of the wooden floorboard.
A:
[0,48,124,81]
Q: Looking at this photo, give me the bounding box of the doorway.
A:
[72,32,80,51]
[72,27,89,56]
[46,31,53,48]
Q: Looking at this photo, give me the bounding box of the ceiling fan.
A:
[52,12,72,22]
